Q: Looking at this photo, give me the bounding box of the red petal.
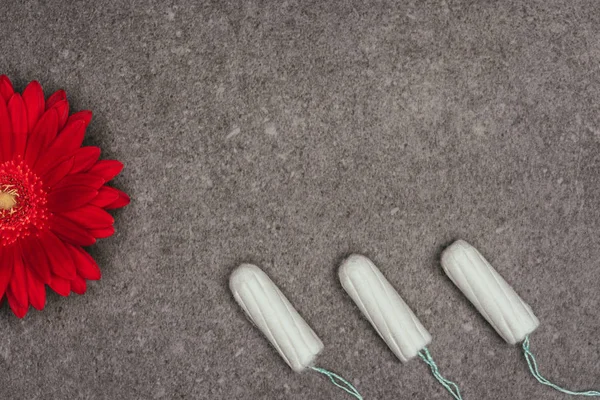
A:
[34,120,85,174]
[0,75,14,103]
[53,173,105,191]
[66,110,92,129]
[60,205,114,229]
[88,160,123,182]
[23,81,45,132]
[50,213,96,246]
[39,231,76,279]
[47,186,98,213]
[45,89,66,109]
[25,108,59,167]
[9,246,28,308]
[90,186,120,208]
[50,99,69,130]
[0,97,11,162]
[71,275,87,295]
[42,157,74,188]
[6,290,28,318]
[48,275,70,297]
[26,268,46,310]
[66,244,101,280]
[71,146,101,174]
[21,236,52,284]
[89,226,115,239]
[8,94,27,158]
[106,188,130,209]
[0,246,14,299]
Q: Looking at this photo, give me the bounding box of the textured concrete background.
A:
[1,1,599,399]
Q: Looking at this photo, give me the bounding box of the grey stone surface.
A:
[1,0,599,399]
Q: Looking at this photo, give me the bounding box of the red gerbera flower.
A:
[0,75,129,318]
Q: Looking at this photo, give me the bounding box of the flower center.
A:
[0,186,18,211]
[0,160,49,246]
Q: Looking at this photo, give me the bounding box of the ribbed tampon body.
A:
[441,240,539,345]
[230,264,324,372]
[339,254,432,363]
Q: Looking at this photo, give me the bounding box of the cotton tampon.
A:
[230,264,364,399]
[230,264,324,372]
[441,240,539,345]
[339,254,463,399]
[441,240,600,397]
[339,254,432,362]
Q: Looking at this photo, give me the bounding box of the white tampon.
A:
[229,264,324,372]
[441,240,539,345]
[339,254,432,363]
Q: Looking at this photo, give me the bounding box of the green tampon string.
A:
[311,366,364,399]
[522,335,600,397]
[418,347,463,400]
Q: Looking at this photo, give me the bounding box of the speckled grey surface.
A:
[1,1,599,399]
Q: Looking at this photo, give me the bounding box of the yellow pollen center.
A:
[0,186,18,211]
